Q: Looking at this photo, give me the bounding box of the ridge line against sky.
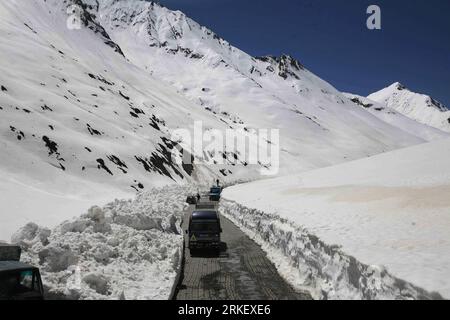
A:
[157,0,450,107]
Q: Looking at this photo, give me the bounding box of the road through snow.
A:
[174,200,312,300]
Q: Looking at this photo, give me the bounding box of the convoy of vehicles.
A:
[0,244,44,300]
[187,185,224,254]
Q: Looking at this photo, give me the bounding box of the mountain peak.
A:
[256,54,304,69]
[255,54,305,80]
[377,82,448,112]
[368,83,450,132]
[389,82,408,91]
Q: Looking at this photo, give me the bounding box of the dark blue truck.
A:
[209,186,222,202]
[0,244,44,300]
[187,210,222,253]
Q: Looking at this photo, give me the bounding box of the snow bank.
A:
[222,139,450,299]
[12,185,195,300]
[220,200,442,300]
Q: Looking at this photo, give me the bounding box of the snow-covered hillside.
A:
[0,0,238,239]
[344,93,449,141]
[92,0,438,171]
[368,82,450,133]
[222,138,450,299]
[0,0,446,241]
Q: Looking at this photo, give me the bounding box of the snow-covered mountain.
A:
[344,93,448,141]
[368,82,450,133]
[87,0,447,161]
[0,0,234,237]
[0,0,446,238]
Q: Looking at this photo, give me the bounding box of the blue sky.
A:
[158,0,450,106]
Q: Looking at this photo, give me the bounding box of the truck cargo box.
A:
[0,243,21,261]
[195,202,216,209]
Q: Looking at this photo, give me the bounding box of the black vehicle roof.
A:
[0,261,38,273]
[195,204,216,209]
[191,211,218,220]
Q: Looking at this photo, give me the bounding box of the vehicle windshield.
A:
[210,188,221,193]
[190,222,219,232]
[0,270,37,297]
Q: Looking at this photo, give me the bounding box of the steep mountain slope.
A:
[0,0,443,239]
[0,0,236,238]
[368,82,450,133]
[344,93,449,141]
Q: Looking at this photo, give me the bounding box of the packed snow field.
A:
[222,138,450,299]
[12,185,195,300]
